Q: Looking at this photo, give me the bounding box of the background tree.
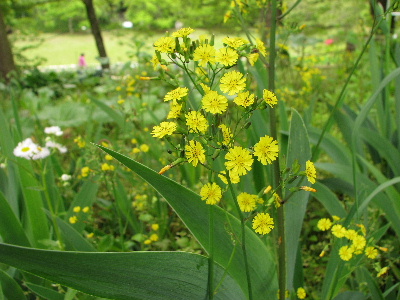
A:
[0,5,16,80]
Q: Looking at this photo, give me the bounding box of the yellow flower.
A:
[201,91,228,114]
[105,154,113,161]
[185,140,206,167]
[132,147,141,154]
[151,224,160,231]
[73,206,81,213]
[199,83,211,94]
[140,144,149,152]
[377,266,389,277]
[154,36,175,53]
[225,146,253,176]
[144,239,152,245]
[253,135,279,165]
[69,216,78,224]
[252,212,274,235]
[101,163,115,171]
[150,55,160,70]
[193,44,216,67]
[172,27,194,37]
[200,183,222,205]
[185,111,209,134]
[218,170,241,184]
[331,224,347,238]
[117,99,125,105]
[339,245,353,261]
[82,206,90,213]
[263,89,278,108]
[216,47,239,66]
[297,287,306,299]
[234,91,255,107]
[86,232,94,238]
[164,87,189,102]
[150,233,159,242]
[365,246,378,259]
[74,136,86,148]
[255,38,267,56]
[345,229,358,240]
[317,218,332,231]
[218,124,233,146]
[351,235,366,253]
[237,192,259,212]
[306,160,316,184]
[247,53,259,66]
[167,102,182,119]
[220,71,246,95]
[151,122,177,138]
[81,166,90,178]
[222,37,248,49]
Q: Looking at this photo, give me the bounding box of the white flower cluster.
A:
[13,126,68,160]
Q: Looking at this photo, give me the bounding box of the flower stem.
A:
[227,175,252,300]
[208,204,214,300]
[268,0,287,299]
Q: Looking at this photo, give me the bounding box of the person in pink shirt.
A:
[78,53,87,67]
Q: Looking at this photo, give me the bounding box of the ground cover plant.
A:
[0,0,400,299]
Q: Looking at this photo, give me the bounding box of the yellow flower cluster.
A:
[69,206,91,224]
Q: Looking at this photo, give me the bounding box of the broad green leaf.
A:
[0,243,245,300]
[285,109,311,291]
[25,282,64,300]
[361,267,384,300]
[0,269,26,300]
[333,291,367,300]
[96,145,278,299]
[0,190,30,247]
[313,182,346,218]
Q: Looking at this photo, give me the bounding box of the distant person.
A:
[78,53,87,67]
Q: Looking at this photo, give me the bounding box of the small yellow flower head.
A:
[69,216,78,224]
[201,91,228,114]
[172,27,194,37]
[264,186,272,194]
[185,111,209,134]
[299,24,307,30]
[74,136,86,148]
[164,87,189,102]
[185,140,206,167]
[225,146,254,176]
[262,89,278,108]
[86,232,94,238]
[331,224,347,238]
[351,235,366,252]
[273,193,282,207]
[200,183,222,205]
[216,47,239,66]
[345,229,358,240]
[150,233,159,242]
[150,55,160,70]
[218,124,233,146]
[356,223,367,236]
[81,166,90,178]
[117,99,125,105]
[151,122,177,138]
[255,38,267,56]
[220,71,246,95]
[305,160,317,184]
[151,224,160,231]
[101,141,109,147]
[297,287,307,299]
[218,170,241,184]
[300,186,317,192]
[144,239,152,245]
[154,36,175,53]
[73,206,81,213]
[332,215,341,221]
[234,91,255,107]
[377,266,389,277]
[237,192,260,212]
[199,83,211,94]
[131,138,138,144]
[253,135,279,165]
[167,102,183,119]
[252,212,274,235]
[105,154,113,161]
[339,245,354,261]
[247,53,259,66]
[365,246,379,259]
[222,37,248,49]
[101,163,115,171]
[317,218,332,231]
[82,206,90,213]
[193,44,216,67]
[132,147,141,154]
[116,86,122,91]
[140,144,149,152]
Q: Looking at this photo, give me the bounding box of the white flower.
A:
[44,126,63,136]
[0,163,6,169]
[46,141,68,154]
[61,174,72,181]
[13,138,50,160]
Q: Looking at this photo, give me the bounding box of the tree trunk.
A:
[0,8,16,81]
[82,0,109,69]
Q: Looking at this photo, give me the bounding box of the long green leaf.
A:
[96,145,277,299]
[313,182,346,218]
[285,109,311,291]
[0,269,26,300]
[0,243,245,300]
[91,98,125,129]
[25,283,64,300]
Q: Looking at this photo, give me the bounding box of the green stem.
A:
[227,175,252,300]
[208,204,214,300]
[268,1,286,299]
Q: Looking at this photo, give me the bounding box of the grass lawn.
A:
[13,29,237,67]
